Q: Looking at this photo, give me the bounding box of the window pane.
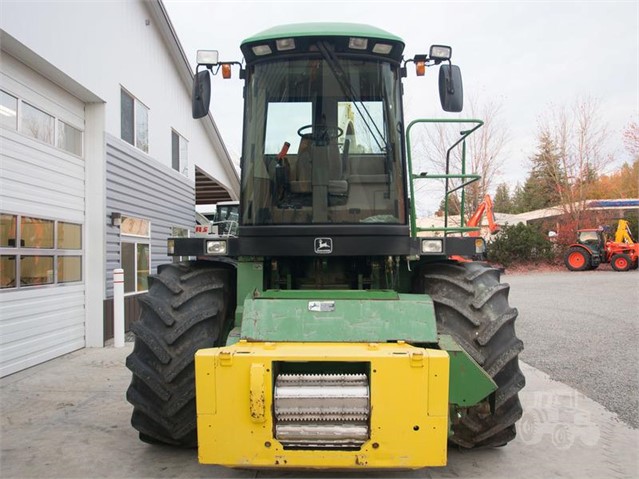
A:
[1,214,17,247]
[135,101,149,153]
[137,243,149,292]
[171,227,188,237]
[179,135,188,175]
[21,255,54,286]
[58,256,82,283]
[0,90,18,130]
[338,101,385,154]
[265,102,312,154]
[121,216,150,237]
[22,102,54,145]
[1,256,16,288]
[121,242,135,293]
[58,121,83,156]
[172,130,179,171]
[121,90,134,145]
[58,222,82,249]
[21,217,54,248]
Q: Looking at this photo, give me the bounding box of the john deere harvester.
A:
[126,23,525,469]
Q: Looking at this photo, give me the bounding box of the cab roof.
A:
[240,23,405,64]
[242,23,404,45]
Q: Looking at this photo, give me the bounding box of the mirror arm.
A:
[445,60,455,95]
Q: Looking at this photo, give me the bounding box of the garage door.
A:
[0,51,86,377]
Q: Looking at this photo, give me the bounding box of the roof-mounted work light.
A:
[429,45,452,62]
[196,50,219,66]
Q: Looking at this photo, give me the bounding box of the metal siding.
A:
[105,134,194,297]
[0,128,85,222]
[0,116,85,378]
[0,285,85,377]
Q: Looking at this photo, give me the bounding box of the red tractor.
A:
[564,220,639,272]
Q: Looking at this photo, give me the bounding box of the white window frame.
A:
[0,212,84,290]
[121,87,149,153]
[0,88,84,157]
[119,216,151,295]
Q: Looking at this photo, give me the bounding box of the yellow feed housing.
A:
[195,340,450,469]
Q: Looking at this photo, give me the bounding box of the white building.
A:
[0,1,239,376]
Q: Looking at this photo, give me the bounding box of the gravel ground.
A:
[504,269,639,429]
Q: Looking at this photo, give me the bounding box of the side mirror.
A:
[192,69,211,119]
[438,64,463,112]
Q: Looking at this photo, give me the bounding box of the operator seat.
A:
[290,136,348,196]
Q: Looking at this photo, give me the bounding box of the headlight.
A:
[421,239,443,254]
[475,238,486,254]
[167,239,175,255]
[206,240,227,255]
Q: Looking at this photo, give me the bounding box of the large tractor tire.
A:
[564,247,591,271]
[416,261,525,448]
[126,261,234,447]
[611,253,632,272]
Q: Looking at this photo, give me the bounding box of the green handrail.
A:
[406,119,484,237]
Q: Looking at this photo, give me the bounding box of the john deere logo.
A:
[314,238,333,254]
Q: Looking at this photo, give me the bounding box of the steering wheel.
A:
[297,124,343,142]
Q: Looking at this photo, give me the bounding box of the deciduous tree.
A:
[413,98,509,218]
[535,97,610,225]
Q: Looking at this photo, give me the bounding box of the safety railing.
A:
[406,119,484,237]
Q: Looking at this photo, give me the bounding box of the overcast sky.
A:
[164,0,638,205]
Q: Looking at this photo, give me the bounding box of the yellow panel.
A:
[195,341,450,469]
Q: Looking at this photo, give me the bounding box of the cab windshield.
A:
[240,57,405,225]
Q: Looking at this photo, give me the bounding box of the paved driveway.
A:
[1,271,637,478]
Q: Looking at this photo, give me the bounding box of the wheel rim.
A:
[615,258,628,269]
[568,252,585,268]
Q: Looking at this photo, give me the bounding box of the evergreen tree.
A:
[518,133,564,211]
[511,182,526,213]
[493,183,513,213]
[436,193,461,215]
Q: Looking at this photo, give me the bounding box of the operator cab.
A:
[577,229,605,250]
[189,23,466,257]
[239,30,406,230]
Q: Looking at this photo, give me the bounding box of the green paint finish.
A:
[256,289,399,300]
[242,23,404,46]
[241,292,437,343]
[439,335,497,406]
[236,258,265,326]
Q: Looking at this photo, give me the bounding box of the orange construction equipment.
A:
[467,194,500,237]
[449,195,500,263]
[564,220,639,272]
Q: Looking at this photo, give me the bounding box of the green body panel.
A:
[242,22,404,46]
[235,258,265,327]
[256,289,399,300]
[240,291,437,343]
[438,335,497,406]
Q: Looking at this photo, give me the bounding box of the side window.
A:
[120,216,150,294]
[121,88,149,153]
[22,102,55,145]
[0,90,18,130]
[1,89,83,157]
[171,129,188,175]
[0,213,82,289]
[58,120,83,156]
